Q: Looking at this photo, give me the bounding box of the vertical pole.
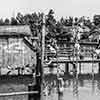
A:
[65,63,69,75]
[79,63,81,74]
[56,49,60,100]
[79,54,83,74]
[28,44,41,99]
[57,49,59,100]
[73,27,79,99]
[35,52,42,100]
[97,55,100,74]
[91,48,95,94]
[97,35,100,74]
[41,14,45,100]
[98,62,100,74]
[28,15,46,100]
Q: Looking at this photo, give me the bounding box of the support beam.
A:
[79,63,81,74]
[41,14,45,100]
[98,63,100,74]
[52,59,100,63]
[0,91,38,97]
[57,41,98,46]
[35,53,42,100]
[65,63,69,75]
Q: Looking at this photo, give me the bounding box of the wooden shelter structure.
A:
[0,25,41,100]
[0,25,36,75]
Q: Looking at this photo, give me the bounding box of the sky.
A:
[0,0,100,19]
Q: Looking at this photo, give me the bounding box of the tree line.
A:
[0,9,100,42]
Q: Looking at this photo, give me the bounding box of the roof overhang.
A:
[0,25,31,38]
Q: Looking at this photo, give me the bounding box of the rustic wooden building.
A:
[0,25,36,75]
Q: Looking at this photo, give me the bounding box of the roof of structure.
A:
[0,25,31,37]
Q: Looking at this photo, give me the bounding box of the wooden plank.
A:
[52,59,100,63]
[0,91,38,97]
[23,37,36,52]
[0,25,31,36]
[57,42,98,46]
[31,37,39,40]
[57,55,72,57]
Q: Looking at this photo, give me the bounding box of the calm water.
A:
[63,79,100,100]
[43,78,100,100]
[43,62,100,100]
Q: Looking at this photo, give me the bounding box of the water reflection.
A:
[65,78,100,100]
[44,76,100,100]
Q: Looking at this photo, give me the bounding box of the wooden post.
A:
[79,63,81,74]
[65,63,69,75]
[98,55,100,74]
[28,14,46,100]
[79,54,83,74]
[28,52,41,100]
[98,62,100,74]
[29,14,45,100]
[56,49,61,100]
[97,55,100,74]
[35,52,42,100]
[72,27,79,98]
[41,14,45,100]
[97,36,100,74]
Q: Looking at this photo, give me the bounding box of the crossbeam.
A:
[57,42,98,46]
[0,91,38,97]
[52,59,100,63]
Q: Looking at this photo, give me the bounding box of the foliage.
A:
[11,17,18,25]
[16,12,43,37]
[4,18,10,25]
[0,9,99,42]
[0,18,4,25]
[93,15,100,26]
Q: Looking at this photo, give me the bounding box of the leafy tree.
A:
[11,17,18,25]
[16,12,43,37]
[16,12,25,25]
[93,15,100,26]
[4,18,10,25]
[14,10,100,43]
[74,17,78,26]
[0,18,4,25]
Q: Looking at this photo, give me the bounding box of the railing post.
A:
[97,55,100,74]
[65,63,69,75]
[98,62,100,74]
[28,52,41,100]
[41,14,45,100]
[79,63,81,74]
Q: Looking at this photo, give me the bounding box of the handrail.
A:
[52,59,100,63]
[0,91,38,97]
[57,41,98,46]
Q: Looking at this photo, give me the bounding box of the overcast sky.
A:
[1,0,100,19]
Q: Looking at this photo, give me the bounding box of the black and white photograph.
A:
[0,0,100,100]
